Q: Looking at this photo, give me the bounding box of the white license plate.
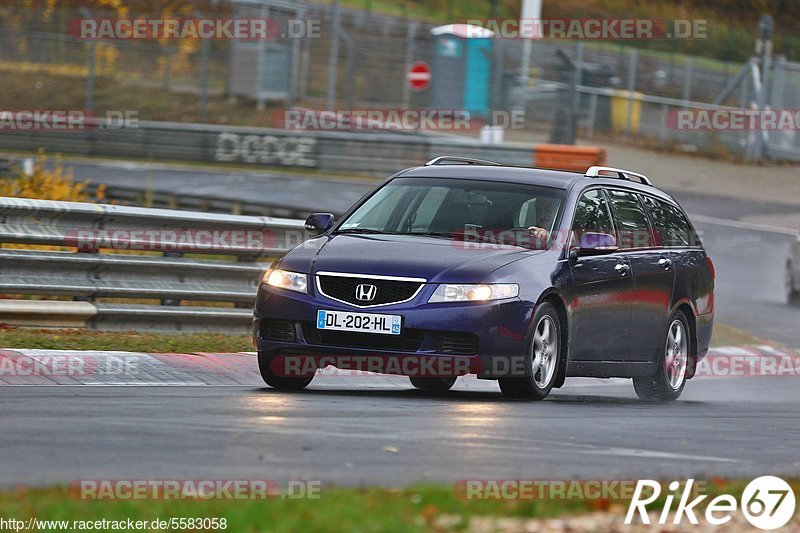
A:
[316,310,402,335]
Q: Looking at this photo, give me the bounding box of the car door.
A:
[607,190,676,362]
[568,189,634,362]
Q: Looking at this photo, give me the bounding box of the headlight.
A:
[428,283,519,303]
[263,269,307,294]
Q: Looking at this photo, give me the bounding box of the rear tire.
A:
[258,352,313,390]
[633,311,690,402]
[409,376,457,391]
[498,302,561,401]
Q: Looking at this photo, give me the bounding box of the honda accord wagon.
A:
[253,157,714,401]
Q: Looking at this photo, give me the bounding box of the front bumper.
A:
[252,283,535,377]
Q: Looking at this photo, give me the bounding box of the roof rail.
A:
[585,166,653,186]
[425,156,501,166]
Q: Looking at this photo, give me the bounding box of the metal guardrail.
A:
[0,197,308,333]
[0,120,536,176]
[82,183,318,218]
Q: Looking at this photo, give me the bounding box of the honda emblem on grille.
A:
[355,283,377,301]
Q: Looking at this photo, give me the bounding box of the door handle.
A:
[614,263,630,275]
[658,257,672,269]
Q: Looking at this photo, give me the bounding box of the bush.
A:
[0,151,104,202]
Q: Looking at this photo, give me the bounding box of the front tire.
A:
[258,352,313,390]
[633,311,690,402]
[498,302,561,400]
[409,376,457,391]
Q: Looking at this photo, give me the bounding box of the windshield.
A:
[336,177,564,249]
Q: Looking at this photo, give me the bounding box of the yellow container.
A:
[611,90,642,133]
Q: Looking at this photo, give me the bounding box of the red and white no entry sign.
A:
[406,61,431,91]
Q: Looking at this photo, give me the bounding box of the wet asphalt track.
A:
[1,159,798,488]
[1,375,799,487]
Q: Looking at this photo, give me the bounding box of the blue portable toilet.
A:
[429,24,494,118]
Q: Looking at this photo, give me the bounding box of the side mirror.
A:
[571,232,618,258]
[305,213,335,235]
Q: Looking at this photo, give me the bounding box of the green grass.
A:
[0,328,252,353]
[0,483,641,533]
[1,479,795,532]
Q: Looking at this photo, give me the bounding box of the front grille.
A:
[317,274,423,307]
[438,333,479,355]
[302,323,425,352]
[261,319,296,342]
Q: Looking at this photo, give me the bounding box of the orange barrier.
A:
[534,144,606,173]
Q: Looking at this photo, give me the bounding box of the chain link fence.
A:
[1,3,799,160]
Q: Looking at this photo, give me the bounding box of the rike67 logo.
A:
[626,476,796,530]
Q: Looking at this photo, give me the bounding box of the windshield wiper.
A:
[332,228,391,235]
[404,231,462,239]
[406,231,519,247]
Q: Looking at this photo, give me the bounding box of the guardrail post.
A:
[161,250,184,306]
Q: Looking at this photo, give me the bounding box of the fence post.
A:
[326,0,342,109]
[200,38,210,122]
[163,47,173,91]
[753,14,774,160]
[340,29,356,110]
[79,7,95,113]
[287,15,302,110]
[573,42,584,128]
[625,48,637,134]
[86,42,95,113]
[401,21,418,110]
[586,92,597,138]
[299,31,311,99]
[682,57,693,105]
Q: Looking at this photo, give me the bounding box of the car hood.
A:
[277,234,541,283]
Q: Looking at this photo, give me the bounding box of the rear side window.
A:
[572,189,615,237]
[606,189,655,249]
[641,196,697,247]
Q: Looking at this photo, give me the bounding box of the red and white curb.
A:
[0,346,797,386]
